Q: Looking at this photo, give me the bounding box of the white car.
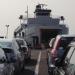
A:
[0,47,14,75]
[14,38,31,61]
[0,38,25,72]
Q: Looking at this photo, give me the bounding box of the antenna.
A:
[39,4,47,9]
[27,5,28,20]
[25,5,28,20]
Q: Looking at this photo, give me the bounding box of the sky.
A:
[0,0,75,38]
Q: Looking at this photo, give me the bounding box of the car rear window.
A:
[3,48,13,53]
[60,37,75,49]
[0,42,12,49]
[16,40,25,46]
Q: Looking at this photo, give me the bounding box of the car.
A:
[47,34,75,75]
[0,38,25,73]
[14,38,31,61]
[0,47,15,75]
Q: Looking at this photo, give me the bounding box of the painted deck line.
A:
[34,51,41,75]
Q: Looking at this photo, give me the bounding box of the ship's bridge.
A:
[34,4,51,16]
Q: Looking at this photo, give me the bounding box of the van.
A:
[14,38,31,61]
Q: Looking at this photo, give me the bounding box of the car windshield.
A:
[0,42,12,49]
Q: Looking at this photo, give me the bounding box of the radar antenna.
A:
[39,4,47,9]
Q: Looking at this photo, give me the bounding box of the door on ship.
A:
[32,36,39,48]
[40,29,61,48]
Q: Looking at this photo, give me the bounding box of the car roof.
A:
[14,38,24,40]
[0,38,19,49]
[0,38,13,42]
[59,34,75,38]
[0,38,17,43]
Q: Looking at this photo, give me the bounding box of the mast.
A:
[25,5,28,20]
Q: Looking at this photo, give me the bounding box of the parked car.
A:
[0,47,15,75]
[47,35,75,75]
[14,38,31,61]
[0,38,25,73]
